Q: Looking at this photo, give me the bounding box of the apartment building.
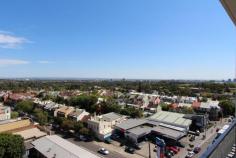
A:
[87,112,126,140]
[0,105,11,121]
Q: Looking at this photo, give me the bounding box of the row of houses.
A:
[34,99,128,141]
[122,91,221,121]
[34,97,211,142]
[34,99,90,122]
[119,91,200,110]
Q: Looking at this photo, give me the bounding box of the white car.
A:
[185,151,195,158]
[98,148,109,155]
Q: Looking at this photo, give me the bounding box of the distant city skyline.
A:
[0,0,235,80]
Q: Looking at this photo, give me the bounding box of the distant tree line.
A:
[1,80,235,97]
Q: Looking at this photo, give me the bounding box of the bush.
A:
[0,133,25,158]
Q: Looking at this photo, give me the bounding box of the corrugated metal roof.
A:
[115,119,147,130]
[152,126,185,140]
[102,112,123,121]
[149,111,192,127]
[32,135,100,158]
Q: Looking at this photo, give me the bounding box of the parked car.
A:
[165,150,172,158]
[52,124,60,129]
[111,134,120,140]
[125,146,135,154]
[196,130,200,136]
[166,149,175,156]
[105,138,112,144]
[133,143,142,150]
[166,146,178,154]
[189,144,194,148]
[193,147,201,153]
[189,136,195,142]
[176,142,185,148]
[185,151,195,158]
[98,148,109,155]
[171,146,180,151]
[79,135,87,141]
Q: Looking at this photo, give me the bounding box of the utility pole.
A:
[204,112,207,139]
[149,141,151,158]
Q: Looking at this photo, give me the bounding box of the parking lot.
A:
[52,118,230,158]
[135,142,156,158]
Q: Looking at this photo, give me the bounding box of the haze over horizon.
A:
[0,0,235,80]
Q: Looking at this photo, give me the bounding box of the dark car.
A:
[176,142,185,148]
[166,149,175,156]
[165,151,172,158]
[189,144,194,148]
[195,130,200,136]
[125,146,135,154]
[189,136,195,142]
[193,147,201,153]
[111,134,120,140]
[98,148,109,155]
[105,138,112,144]
[133,143,142,150]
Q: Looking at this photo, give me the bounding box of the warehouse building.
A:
[30,135,101,158]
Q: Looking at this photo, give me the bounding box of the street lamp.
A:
[145,137,151,158]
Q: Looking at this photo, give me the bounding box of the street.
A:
[56,133,144,158]
[46,119,229,158]
[173,120,228,158]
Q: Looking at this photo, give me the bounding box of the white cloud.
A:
[0,32,30,49]
[38,60,54,64]
[0,59,29,66]
[0,30,12,34]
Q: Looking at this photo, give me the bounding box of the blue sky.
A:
[0,0,235,80]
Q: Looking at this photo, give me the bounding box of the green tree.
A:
[219,100,235,116]
[79,127,90,136]
[53,117,64,126]
[160,103,169,111]
[34,109,48,125]
[0,133,25,158]
[69,95,98,113]
[74,121,84,133]
[11,111,19,119]
[99,102,121,114]
[181,107,194,114]
[120,107,143,118]
[201,97,208,102]
[130,109,143,118]
[61,119,75,131]
[15,100,34,114]
[53,96,65,104]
